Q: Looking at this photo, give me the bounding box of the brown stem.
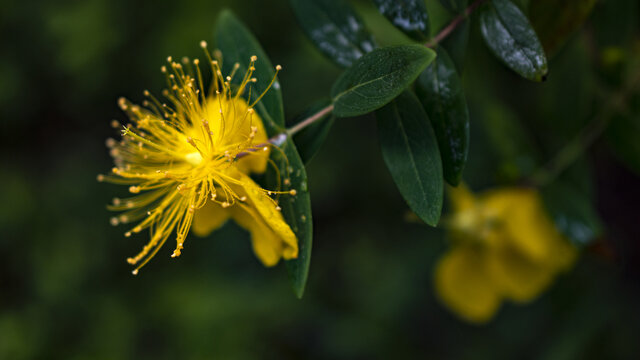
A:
[245,0,487,157]
[287,104,334,136]
[426,0,488,48]
[236,104,334,159]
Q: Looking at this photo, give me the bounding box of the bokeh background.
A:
[1,0,640,358]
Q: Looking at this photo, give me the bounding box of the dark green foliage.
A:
[479,0,548,81]
[439,0,468,13]
[441,17,470,73]
[289,0,376,68]
[376,91,443,226]
[271,138,314,299]
[331,45,436,117]
[291,101,335,164]
[216,10,285,134]
[542,182,603,246]
[529,0,597,56]
[372,0,430,41]
[217,10,312,298]
[416,47,470,186]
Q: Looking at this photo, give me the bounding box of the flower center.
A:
[185,151,203,166]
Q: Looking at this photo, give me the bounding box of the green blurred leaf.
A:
[215,10,285,135]
[441,17,470,73]
[606,97,640,176]
[483,102,540,181]
[331,45,436,117]
[291,100,335,164]
[266,138,313,299]
[372,0,430,41]
[376,91,443,226]
[542,182,603,246]
[479,0,548,81]
[289,0,376,68]
[530,0,597,56]
[439,0,468,14]
[415,47,469,186]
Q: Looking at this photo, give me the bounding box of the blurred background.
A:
[1,0,639,358]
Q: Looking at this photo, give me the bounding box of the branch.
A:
[426,0,488,48]
[255,0,487,151]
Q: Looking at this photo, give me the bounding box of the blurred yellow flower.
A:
[98,42,298,274]
[435,185,576,323]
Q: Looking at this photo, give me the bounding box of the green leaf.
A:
[290,100,335,164]
[289,0,376,68]
[265,138,313,299]
[376,91,443,226]
[479,0,548,81]
[372,0,430,41]
[216,10,311,298]
[415,47,469,186]
[530,0,597,56]
[441,17,470,73]
[542,182,603,246]
[331,45,436,117]
[439,0,468,14]
[215,10,284,135]
[482,102,540,181]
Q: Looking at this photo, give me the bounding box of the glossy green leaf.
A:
[479,0,548,81]
[415,47,469,186]
[542,182,603,246]
[265,137,313,299]
[291,100,335,164]
[376,91,443,226]
[331,45,436,117]
[289,0,376,68]
[530,0,597,56]
[215,10,284,135]
[439,0,468,14]
[372,0,430,41]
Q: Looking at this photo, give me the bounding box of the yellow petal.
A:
[487,243,555,303]
[447,183,476,212]
[229,204,289,266]
[191,201,231,237]
[208,170,297,267]
[236,173,298,260]
[435,246,502,323]
[482,189,549,261]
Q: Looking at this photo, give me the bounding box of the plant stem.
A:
[286,104,334,137]
[426,0,488,48]
[261,0,486,148]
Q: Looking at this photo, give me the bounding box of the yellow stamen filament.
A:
[102,43,297,274]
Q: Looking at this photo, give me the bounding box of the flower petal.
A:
[435,246,502,323]
[228,204,289,266]
[487,243,555,303]
[234,172,298,261]
[192,201,231,237]
[447,183,476,212]
[482,189,550,261]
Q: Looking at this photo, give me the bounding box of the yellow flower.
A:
[98,42,298,274]
[434,185,576,323]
